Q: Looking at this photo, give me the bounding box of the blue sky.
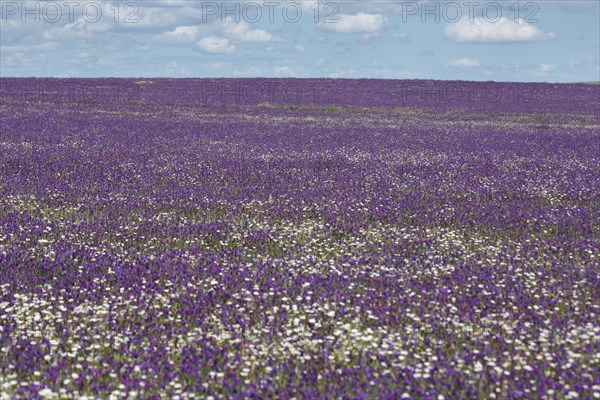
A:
[1,0,599,82]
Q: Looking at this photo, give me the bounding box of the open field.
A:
[0,79,599,399]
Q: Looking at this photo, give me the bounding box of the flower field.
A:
[0,78,599,399]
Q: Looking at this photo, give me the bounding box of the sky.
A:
[1,0,599,82]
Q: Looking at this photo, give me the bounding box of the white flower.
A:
[39,388,55,399]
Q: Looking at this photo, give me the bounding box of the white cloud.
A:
[443,17,557,43]
[129,6,202,28]
[222,19,273,43]
[315,57,325,67]
[64,52,117,69]
[135,43,153,51]
[231,66,265,77]
[42,18,112,40]
[97,56,116,66]
[391,31,410,41]
[197,35,235,54]
[165,61,190,76]
[531,64,555,76]
[447,58,480,67]
[0,20,46,45]
[294,44,305,53]
[373,69,418,79]
[275,66,294,77]
[156,25,199,43]
[0,42,57,53]
[360,33,379,43]
[320,13,386,34]
[1,52,46,66]
[328,68,360,78]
